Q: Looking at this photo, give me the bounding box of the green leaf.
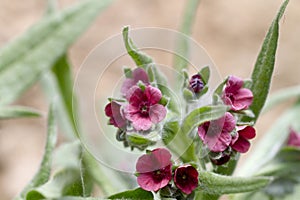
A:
[126,134,156,151]
[248,0,289,123]
[213,152,240,176]
[0,106,41,119]
[237,103,300,177]
[18,105,57,198]
[122,26,153,67]
[108,188,153,199]
[0,0,113,105]
[181,105,228,135]
[41,55,79,139]
[162,120,197,162]
[26,169,90,200]
[263,85,300,113]
[25,141,93,199]
[199,66,210,85]
[198,171,272,195]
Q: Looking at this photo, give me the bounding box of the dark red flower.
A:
[136,148,172,192]
[198,112,236,152]
[231,126,256,153]
[222,76,253,111]
[189,74,204,93]
[174,165,199,194]
[124,85,167,131]
[287,128,300,147]
[121,68,149,96]
[210,153,231,165]
[104,101,126,128]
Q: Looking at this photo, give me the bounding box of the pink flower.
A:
[231,126,256,153]
[174,165,199,194]
[222,76,253,111]
[198,112,236,152]
[121,68,149,96]
[104,101,126,128]
[136,148,172,192]
[124,85,167,131]
[287,128,300,147]
[189,74,204,93]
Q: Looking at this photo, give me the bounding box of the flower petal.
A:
[208,131,232,152]
[121,79,135,95]
[124,104,139,121]
[133,68,149,84]
[152,148,172,169]
[287,128,300,147]
[149,104,167,124]
[132,116,153,131]
[137,173,161,192]
[238,126,256,140]
[145,85,162,105]
[231,137,251,153]
[225,75,243,93]
[231,88,253,110]
[126,86,146,107]
[222,112,236,132]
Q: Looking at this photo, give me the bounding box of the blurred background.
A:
[0,0,299,199]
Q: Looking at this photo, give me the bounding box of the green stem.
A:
[173,0,201,87]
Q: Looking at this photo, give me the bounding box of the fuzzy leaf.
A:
[18,105,57,199]
[181,105,228,135]
[108,188,153,199]
[0,106,41,119]
[41,55,79,139]
[198,171,272,195]
[25,141,93,199]
[199,66,210,85]
[122,26,153,67]
[0,0,113,105]
[249,0,289,122]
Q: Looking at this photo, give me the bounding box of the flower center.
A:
[139,102,150,116]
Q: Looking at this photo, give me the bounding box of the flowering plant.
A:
[1,0,300,200]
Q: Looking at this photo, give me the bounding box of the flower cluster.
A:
[104,68,167,132]
[198,75,256,165]
[136,148,199,195]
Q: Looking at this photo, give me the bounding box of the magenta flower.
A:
[136,148,172,192]
[287,128,300,148]
[104,101,126,128]
[189,74,204,93]
[231,126,256,153]
[174,165,199,194]
[198,112,236,152]
[222,76,253,111]
[124,85,167,131]
[121,68,149,96]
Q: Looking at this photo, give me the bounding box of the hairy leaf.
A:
[0,106,41,119]
[18,105,57,199]
[198,171,272,195]
[249,0,289,122]
[108,188,153,199]
[0,0,113,105]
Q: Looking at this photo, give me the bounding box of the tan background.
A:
[0,0,299,199]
